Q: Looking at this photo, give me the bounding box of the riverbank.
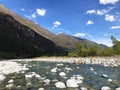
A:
[5,56,120,67]
[30,56,120,67]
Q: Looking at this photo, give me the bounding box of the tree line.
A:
[68,36,120,57]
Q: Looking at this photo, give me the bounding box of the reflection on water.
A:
[0,61,120,90]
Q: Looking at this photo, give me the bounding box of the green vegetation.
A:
[68,35,120,57]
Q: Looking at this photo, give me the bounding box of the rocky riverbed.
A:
[13,56,120,67]
[0,57,120,90]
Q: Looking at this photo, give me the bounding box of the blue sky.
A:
[0,0,120,46]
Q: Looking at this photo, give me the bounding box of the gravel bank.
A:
[15,56,120,67]
[1,56,120,67]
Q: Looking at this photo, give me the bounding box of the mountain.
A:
[0,4,107,58]
[57,32,106,49]
[0,4,67,58]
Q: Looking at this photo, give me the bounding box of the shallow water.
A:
[0,61,120,90]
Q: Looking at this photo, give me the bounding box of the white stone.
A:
[107,79,112,82]
[17,85,21,88]
[76,75,84,80]
[0,74,6,81]
[56,63,64,66]
[6,84,15,89]
[101,86,111,90]
[66,79,78,88]
[51,79,58,82]
[38,88,44,90]
[80,87,88,90]
[65,67,73,71]
[59,72,66,76]
[75,80,83,84]
[90,67,94,71]
[51,68,57,73]
[115,87,120,90]
[35,74,41,79]
[55,82,66,89]
[26,83,32,86]
[25,74,33,79]
[8,79,14,83]
[43,79,50,84]
[102,74,108,78]
[0,61,29,75]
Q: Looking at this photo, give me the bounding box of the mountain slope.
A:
[0,4,107,58]
[57,33,107,49]
[0,5,67,58]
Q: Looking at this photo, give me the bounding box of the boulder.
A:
[38,88,44,90]
[66,79,78,88]
[43,79,50,84]
[59,72,66,77]
[6,84,15,89]
[51,68,57,73]
[115,87,120,90]
[55,82,66,89]
[0,74,6,81]
[101,86,111,90]
[8,79,14,83]
[102,74,108,78]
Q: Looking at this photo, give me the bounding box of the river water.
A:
[0,61,120,90]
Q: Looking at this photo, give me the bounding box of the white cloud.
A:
[86,20,94,25]
[21,8,25,11]
[105,14,115,22]
[31,13,36,18]
[95,38,113,47]
[99,0,119,5]
[86,7,114,16]
[104,34,108,37]
[36,8,46,16]
[86,10,96,14]
[97,9,108,15]
[24,15,32,20]
[53,21,61,28]
[110,26,120,29]
[74,33,86,37]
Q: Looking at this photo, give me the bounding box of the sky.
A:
[0,0,120,46]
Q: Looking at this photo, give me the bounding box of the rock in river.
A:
[55,82,66,89]
[101,86,111,90]
[66,79,78,88]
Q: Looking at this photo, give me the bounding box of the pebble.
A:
[43,79,50,84]
[0,74,6,81]
[56,63,64,66]
[35,74,41,79]
[66,79,78,88]
[90,67,94,71]
[6,84,15,89]
[51,68,57,73]
[115,87,120,90]
[107,79,112,82]
[101,86,111,90]
[38,88,44,90]
[102,74,108,78]
[55,82,66,89]
[76,75,84,80]
[26,83,32,86]
[80,87,88,90]
[8,79,14,83]
[59,72,66,76]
